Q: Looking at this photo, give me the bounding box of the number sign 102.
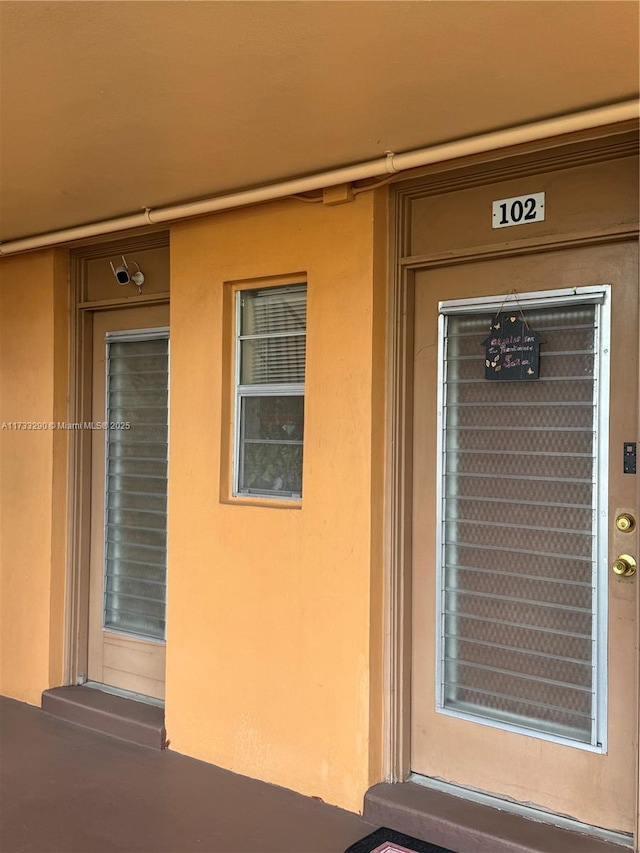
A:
[492,192,545,229]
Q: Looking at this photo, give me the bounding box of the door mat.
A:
[344,826,457,853]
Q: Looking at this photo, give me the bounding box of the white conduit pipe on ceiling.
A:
[0,100,637,256]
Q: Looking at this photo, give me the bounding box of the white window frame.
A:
[435,285,611,752]
[233,283,306,500]
[103,326,170,641]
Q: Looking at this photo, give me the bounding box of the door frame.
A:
[383,123,640,840]
[64,232,170,689]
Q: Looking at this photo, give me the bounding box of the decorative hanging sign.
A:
[483,313,543,381]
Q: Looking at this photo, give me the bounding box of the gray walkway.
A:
[0,696,376,853]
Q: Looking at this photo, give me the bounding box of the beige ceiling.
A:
[0,0,638,244]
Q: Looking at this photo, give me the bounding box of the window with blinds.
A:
[234,284,306,498]
[104,333,169,641]
[437,294,608,745]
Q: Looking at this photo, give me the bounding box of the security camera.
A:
[110,256,144,289]
[110,256,131,284]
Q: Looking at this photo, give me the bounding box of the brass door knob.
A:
[615,513,636,533]
[612,555,637,577]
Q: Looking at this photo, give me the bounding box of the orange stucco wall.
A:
[0,193,385,813]
[0,250,69,705]
[166,192,386,811]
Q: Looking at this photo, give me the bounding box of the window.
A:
[436,286,610,747]
[234,284,306,499]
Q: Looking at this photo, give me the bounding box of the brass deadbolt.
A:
[612,554,637,577]
[615,513,636,533]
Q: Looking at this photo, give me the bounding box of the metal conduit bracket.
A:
[384,151,399,174]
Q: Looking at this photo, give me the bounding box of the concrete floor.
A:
[0,696,377,853]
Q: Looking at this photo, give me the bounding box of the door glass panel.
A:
[440,303,601,743]
[104,335,168,640]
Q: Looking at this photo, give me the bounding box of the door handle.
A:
[612,554,637,577]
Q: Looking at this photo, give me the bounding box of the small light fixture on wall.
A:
[110,256,145,293]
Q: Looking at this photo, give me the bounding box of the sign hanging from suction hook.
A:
[482,295,544,381]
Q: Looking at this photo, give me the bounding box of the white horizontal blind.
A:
[236,285,306,498]
[240,286,306,384]
[440,302,601,744]
[104,334,169,640]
